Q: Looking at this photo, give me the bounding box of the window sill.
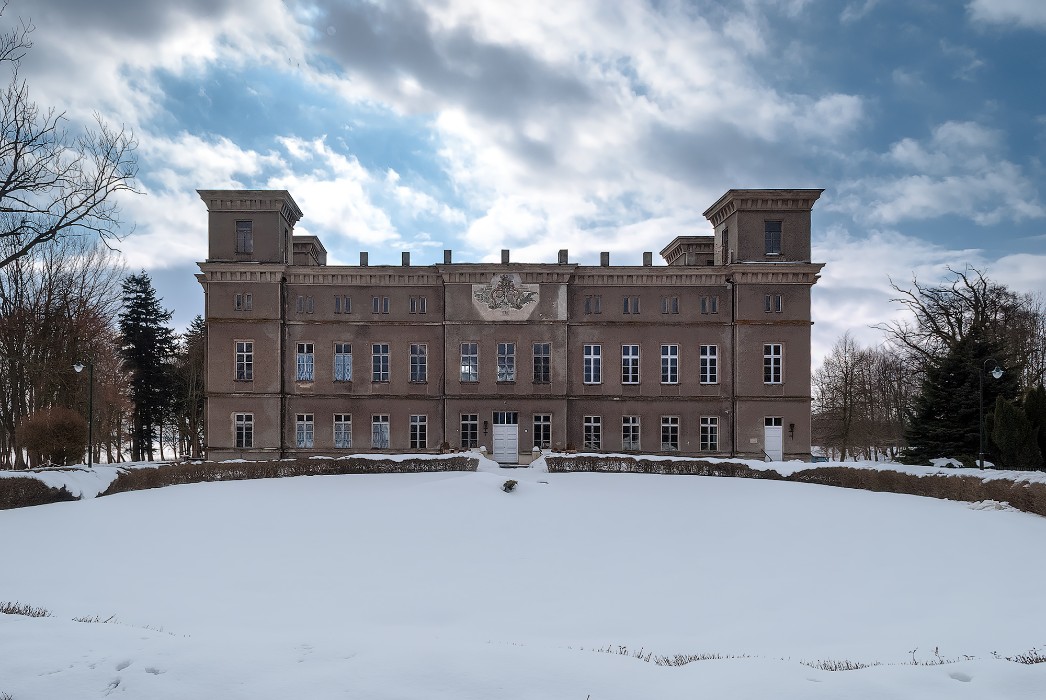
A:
[496,380,517,385]
[532,380,551,385]
[234,378,254,383]
[460,380,480,384]
[372,380,390,384]
[409,380,428,385]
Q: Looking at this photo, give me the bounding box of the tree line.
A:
[814,268,1046,470]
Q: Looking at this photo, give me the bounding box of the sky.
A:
[10,0,1046,366]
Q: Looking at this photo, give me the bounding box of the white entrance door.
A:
[764,417,783,461]
[492,411,519,463]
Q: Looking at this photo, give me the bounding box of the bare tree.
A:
[0,6,139,268]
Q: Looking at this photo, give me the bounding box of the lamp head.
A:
[991,366,1003,380]
[73,362,84,373]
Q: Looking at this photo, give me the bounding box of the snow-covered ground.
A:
[2,457,1045,698]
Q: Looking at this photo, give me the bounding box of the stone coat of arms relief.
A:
[472,273,540,319]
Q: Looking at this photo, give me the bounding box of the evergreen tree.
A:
[1024,385,1046,468]
[118,272,176,461]
[172,316,206,458]
[901,334,1018,465]
[991,396,1043,471]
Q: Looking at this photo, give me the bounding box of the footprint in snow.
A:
[115,659,132,671]
[949,671,973,682]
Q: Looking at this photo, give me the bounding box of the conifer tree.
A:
[991,396,1043,471]
[1024,385,1046,468]
[118,272,175,461]
[172,316,206,458]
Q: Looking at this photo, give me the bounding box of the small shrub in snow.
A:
[0,601,51,618]
[0,478,78,510]
[502,479,518,492]
[801,659,882,671]
[994,648,1046,664]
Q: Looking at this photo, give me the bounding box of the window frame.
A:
[497,342,516,382]
[333,342,352,382]
[583,415,602,450]
[334,414,352,449]
[235,220,253,254]
[296,342,315,382]
[765,220,782,256]
[371,296,390,314]
[583,344,602,384]
[621,344,640,384]
[372,415,390,448]
[409,415,427,449]
[461,414,479,449]
[763,343,783,384]
[409,343,428,383]
[700,416,719,451]
[460,342,479,383]
[295,413,315,449]
[533,414,552,450]
[409,296,428,314]
[334,295,351,314]
[622,415,640,451]
[584,294,602,315]
[234,340,254,381]
[234,412,253,448]
[532,342,551,384]
[660,344,679,384]
[700,344,718,384]
[622,295,640,314]
[660,296,679,314]
[372,343,390,382]
[661,415,680,452]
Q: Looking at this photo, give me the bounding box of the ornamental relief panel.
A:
[471,273,540,320]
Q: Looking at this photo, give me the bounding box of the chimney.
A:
[444,249,453,264]
[558,249,569,264]
[600,252,610,266]
[402,252,410,266]
[643,252,653,266]
[501,249,510,264]
[360,252,369,266]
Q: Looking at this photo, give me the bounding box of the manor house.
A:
[197,188,824,463]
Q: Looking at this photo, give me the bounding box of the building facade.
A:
[197,188,824,463]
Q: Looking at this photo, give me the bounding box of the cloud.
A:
[831,121,1045,226]
[967,0,1046,30]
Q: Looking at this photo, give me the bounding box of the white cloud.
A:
[833,121,1044,226]
[968,0,1046,30]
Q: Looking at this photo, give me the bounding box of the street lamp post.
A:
[74,362,94,470]
[978,357,1004,469]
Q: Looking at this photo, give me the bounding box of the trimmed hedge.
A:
[546,456,1046,518]
[99,456,478,497]
[0,477,79,510]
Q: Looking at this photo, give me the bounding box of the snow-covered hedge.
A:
[99,455,478,496]
[0,476,78,510]
[547,456,1046,518]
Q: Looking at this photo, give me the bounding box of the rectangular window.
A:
[533,342,551,383]
[461,414,479,449]
[765,220,782,255]
[235,341,253,381]
[764,294,783,313]
[583,344,602,384]
[296,342,315,382]
[661,344,678,384]
[333,343,352,382]
[295,413,314,449]
[410,343,427,383]
[234,413,253,448]
[661,416,679,451]
[372,343,390,382]
[700,345,718,384]
[410,415,427,449]
[775,294,783,312]
[701,296,720,314]
[497,342,516,382]
[584,295,602,314]
[661,296,679,314]
[372,415,390,448]
[409,296,428,314]
[334,295,351,314]
[622,416,640,451]
[334,414,352,449]
[460,342,478,382]
[235,220,253,254]
[623,295,640,314]
[371,296,390,314]
[533,414,552,449]
[701,417,719,451]
[583,415,601,450]
[621,344,640,384]
[764,343,783,384]
[234,293,253,311]
[296,296,314,314]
